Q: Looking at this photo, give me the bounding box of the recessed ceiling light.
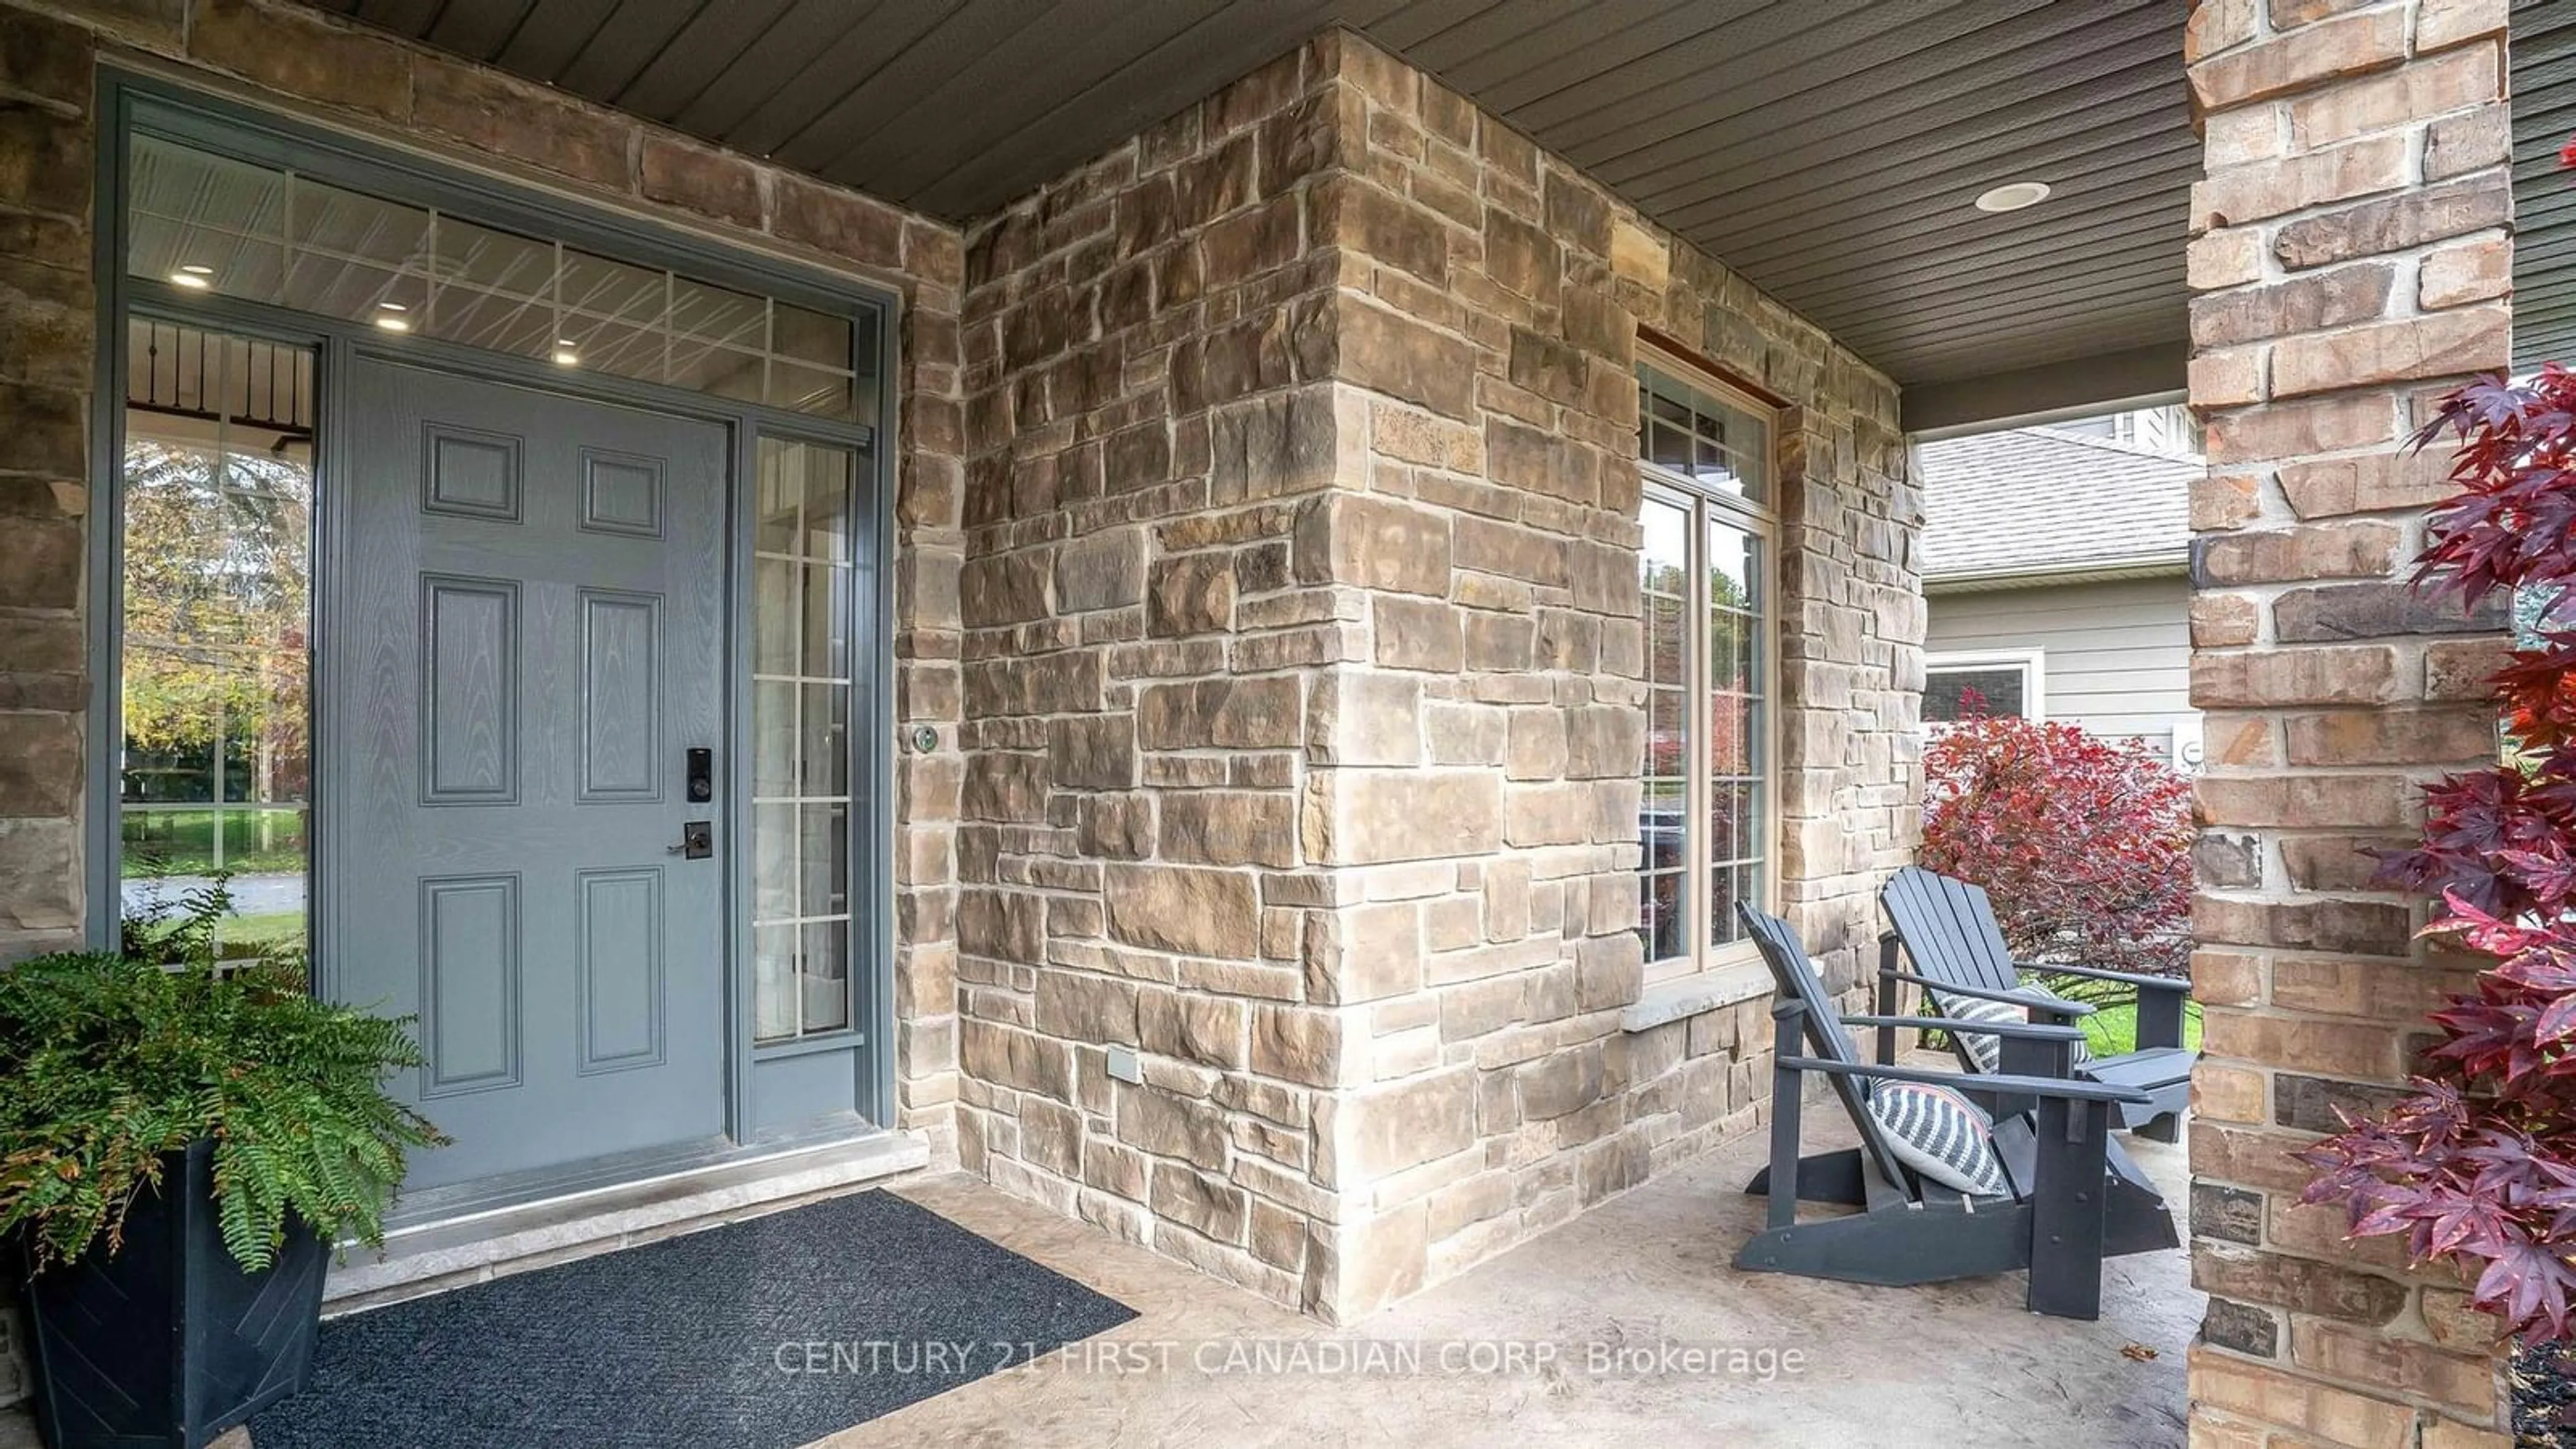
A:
[372,313,412,333]
[376,301,409,313]
[170,266,213,290]
[1973,180,2052,213]
[551,341,580,366]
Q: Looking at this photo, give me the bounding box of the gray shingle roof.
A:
[1917,427,2198,582]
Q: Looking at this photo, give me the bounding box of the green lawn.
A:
[215,910,307,953]
[2076,999,2206,1057]
[120,808,305,877]
[128,908,306,961]
[1920,987,2202,1060]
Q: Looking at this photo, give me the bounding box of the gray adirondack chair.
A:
[1734,903,2178,1320]
[1878,866,2194,1142]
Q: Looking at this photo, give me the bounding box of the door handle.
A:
[667,820,714,859]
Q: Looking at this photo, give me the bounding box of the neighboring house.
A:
[1917,419,2204,771]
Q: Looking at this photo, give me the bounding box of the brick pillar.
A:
[2184,1,2512,1443]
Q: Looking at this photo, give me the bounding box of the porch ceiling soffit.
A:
[306,0,2194,404]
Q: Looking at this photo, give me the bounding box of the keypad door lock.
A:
[669,820,714,859]
[686,747,714,803]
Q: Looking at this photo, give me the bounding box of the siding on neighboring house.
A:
[1917,420,2200,767]
[1926,577,2197,760]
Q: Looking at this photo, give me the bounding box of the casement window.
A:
[1635,357,1780,981]
[1923,651,2046,726]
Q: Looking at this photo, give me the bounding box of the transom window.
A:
[125,136,878,421]
[1635,358,1778,979]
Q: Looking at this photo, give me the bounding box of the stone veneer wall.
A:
[1313,38,1918,1309]
[0,0,974,1404]
[953,30,1917,1322]
[2184,0,2512,1443]
[951,38,1354,1308]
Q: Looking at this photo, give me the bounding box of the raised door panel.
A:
[581,449,665,537]
[578,588,661,802]
[576,866,665,1073]
[419,873,521,1097]
[419,575,519,805]
[422,425,523,522]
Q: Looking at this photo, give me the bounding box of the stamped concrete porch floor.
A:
[0,1115,2193,1449]
[827,1119,2198,1449]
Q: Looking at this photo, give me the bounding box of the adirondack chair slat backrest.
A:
[1882,865,2021,996]
[1735,903,1911,1192]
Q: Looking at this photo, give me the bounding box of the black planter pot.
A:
[23,1139,329,1449]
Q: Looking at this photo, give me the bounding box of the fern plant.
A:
[0,882,445,1273]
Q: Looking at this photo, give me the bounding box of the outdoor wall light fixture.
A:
[170,264,213,289]
[372,301,411,333]
[1973,180,2051,213]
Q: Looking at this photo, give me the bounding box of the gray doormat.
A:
[251,1190,1136,1448]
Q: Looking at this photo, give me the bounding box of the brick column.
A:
[2184,1,2512,1443]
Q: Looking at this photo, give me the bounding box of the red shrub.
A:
[2301,365,2576,1338]
[1919,711,2194,976]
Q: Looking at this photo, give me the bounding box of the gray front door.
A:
[328,356,732,1193]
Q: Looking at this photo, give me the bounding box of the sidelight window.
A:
[117,320,317,956]
[750,437,859,1042]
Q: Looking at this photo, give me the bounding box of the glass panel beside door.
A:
[118,319,315,958]
[751,437,859,1044]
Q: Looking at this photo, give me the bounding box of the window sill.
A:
[1620,959,1772,1033]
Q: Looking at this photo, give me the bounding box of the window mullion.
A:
[1687,496,1711,969]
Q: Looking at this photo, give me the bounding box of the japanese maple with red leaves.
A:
[1919,709,2194,977]
[2300,364,2576,1338]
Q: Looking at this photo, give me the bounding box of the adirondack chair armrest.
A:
[2018,963,2191,1050]
[1879,969,2098,1017]
[1837,1013,2088,1043]
[2019,962,2188,993]
[1774,1055,2152,1106]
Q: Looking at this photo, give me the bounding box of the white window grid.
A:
[750,440,859,1043]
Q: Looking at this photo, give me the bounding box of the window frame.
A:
[1923,649,2047,725]
[1635,350,1784,984]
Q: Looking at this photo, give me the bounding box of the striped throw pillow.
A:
[1931,985,2092,1073]
[1868,1080,2009,1196]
